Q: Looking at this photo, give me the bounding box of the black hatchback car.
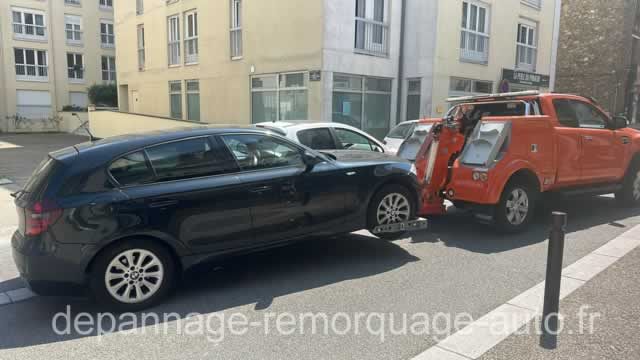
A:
[12,126,419,310]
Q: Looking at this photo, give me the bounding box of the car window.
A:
[146,137,238,182]
[334,128,383,152]
[571,101,608,129]
[297,128,336,150]
[222,134,304,171]
[109,151,155,186]
[387,123,414,139]
[552,99,579,128]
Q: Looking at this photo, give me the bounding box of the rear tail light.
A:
[25,201,63,236]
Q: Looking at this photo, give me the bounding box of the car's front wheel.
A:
[90,239,176,311]
[368,184,415,240]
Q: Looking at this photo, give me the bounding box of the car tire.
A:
[616,160,640,207]
[494,180,538,234]
[368,184,416,240]
[89,239,176,312]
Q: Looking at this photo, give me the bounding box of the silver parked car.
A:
[255,122,388,153]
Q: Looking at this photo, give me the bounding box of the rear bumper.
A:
[12,231,90,296]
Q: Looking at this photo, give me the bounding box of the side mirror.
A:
[613,116,628,130]
[302,151,322,171]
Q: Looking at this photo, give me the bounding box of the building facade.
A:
[555,0,640,122]
[115,0,558,139]
[0,0,116,132]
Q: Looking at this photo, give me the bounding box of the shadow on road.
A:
[0,233,418,349]
[411,195,640,254]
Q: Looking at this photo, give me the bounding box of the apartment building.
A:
[403,0,558,119]
[115,0,557,139]
[0,0,116,132]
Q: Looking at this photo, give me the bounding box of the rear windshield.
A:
[449,102,527,118]
[23,157,59,194]
[387,123,414,139]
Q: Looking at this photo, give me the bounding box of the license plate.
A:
[372,218,429,234]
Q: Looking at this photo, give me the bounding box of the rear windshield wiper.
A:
[10,190,25,199]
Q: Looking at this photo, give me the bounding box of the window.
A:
[184,11,198,64]
[102,56,116,82]
[449,77,493,95]
[573,101,608,129]
[516,22,537,71]
[109,152,155,187]
[355,0,389,56]
[553,99,579,128]
[99,0,113,9]
[146,138,237,182]
[222,134,304,171]
[67,53,84,81]
[137,0,144,15]
[65,15,82,45]
[522,0,541,9]
[137,25,145,70]
[251,72,308,123]
[335,128,383,152]
[406,79,421,120]
[168,15,181,66]
[16,90,52,119]
[14,48,48,81]
[388,122,415,140]
[460,1,490,63]
[65,0,81,5]
[230,0,243,58]
[297,129,337,150]
[186,80,200,121]
[12,8,46,40]
[169,81,182,119]
[69,92,88,108]
[332,74,392,139]
[100,21,115,48]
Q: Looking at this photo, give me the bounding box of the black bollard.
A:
[541,212,567,347]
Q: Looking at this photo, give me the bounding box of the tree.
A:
[88,84,118,107]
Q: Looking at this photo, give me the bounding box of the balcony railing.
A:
[231,28,242,58]
[13,24,46,38]
[185,39,198,64]
[355,18,389,57]
[460,30,489,64]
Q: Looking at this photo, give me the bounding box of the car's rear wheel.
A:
[616,161,640,207]
[90,239,176,311]
[368,184,415,240]
[494,180,537,233]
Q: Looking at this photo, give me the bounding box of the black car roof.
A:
[73,125,271,157]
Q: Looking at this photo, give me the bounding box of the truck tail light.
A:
[25,201,63,236]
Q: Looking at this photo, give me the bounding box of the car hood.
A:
[321,150,408,165]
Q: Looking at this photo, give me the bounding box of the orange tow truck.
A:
[398,91,640,232]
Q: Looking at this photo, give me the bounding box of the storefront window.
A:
[251,72,308,123]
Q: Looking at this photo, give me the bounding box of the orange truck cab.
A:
[400,91,640,232]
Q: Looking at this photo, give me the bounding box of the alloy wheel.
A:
[505,188,529,226]
[633,171,640,201]
[105,249,165,304]
[377,193,411,225]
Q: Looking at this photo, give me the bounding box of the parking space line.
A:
[411,223,640,360]
[0,292,10,306]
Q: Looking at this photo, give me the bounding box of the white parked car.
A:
[383,120,420,155]
[255,122,388,153]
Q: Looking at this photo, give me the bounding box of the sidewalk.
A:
[479,247,640,360]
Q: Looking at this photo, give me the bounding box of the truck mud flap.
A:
[372,218,429,234]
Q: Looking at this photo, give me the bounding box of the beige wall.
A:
[116,0,324,125]
[0,0,115,131]
[429,0,556,116]
[89,110,200,138]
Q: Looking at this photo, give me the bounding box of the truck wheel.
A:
[368,184,415,240]
[494,180,537,233]
[615,162,640,207]
[90,239,176,312]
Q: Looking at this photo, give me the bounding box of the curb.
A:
[412,224,640,360]
[0,287,36,306]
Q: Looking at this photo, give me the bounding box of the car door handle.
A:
[346,171,357,176]
[249,186,272,194]
[583,136,594,141]
[149,200,178,208]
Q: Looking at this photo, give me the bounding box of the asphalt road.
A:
[1,134,639,359]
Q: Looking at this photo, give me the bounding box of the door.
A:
[220,134,347,244]
[114,137,253,254]
[570,100,623,182]
[552,99,582,185]
[131,91,140,113]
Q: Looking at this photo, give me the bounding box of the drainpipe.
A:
[549,0,562,92]
[48,0,59,120]
[395,0,407,125]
